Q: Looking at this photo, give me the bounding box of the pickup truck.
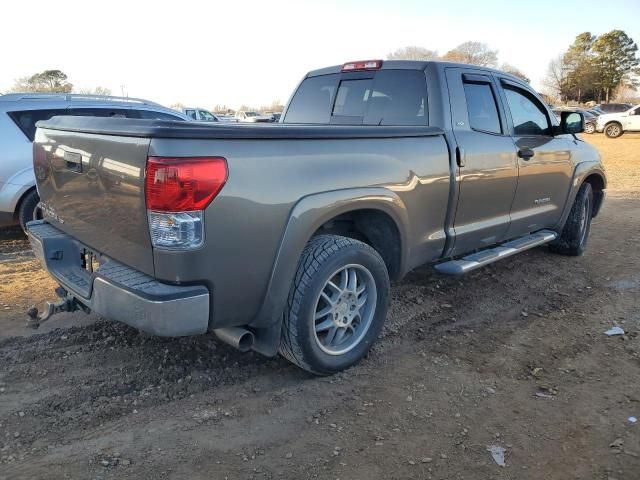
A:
[27,60,606,375]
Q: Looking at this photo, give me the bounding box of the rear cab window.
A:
[462,81,502,135]
[284,69,427,126]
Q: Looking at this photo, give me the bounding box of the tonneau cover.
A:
[37,116,444,140]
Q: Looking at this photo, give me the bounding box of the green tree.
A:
[562,32,598,102]
[11,69,73,93]
[592,30,639,102]
[442,41,498,67]
[387,46,438,61]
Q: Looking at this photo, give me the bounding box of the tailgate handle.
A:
[63,151,82,173]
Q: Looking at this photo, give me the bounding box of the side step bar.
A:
[435,230,557,276]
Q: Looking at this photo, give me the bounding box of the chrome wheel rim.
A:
[312,264,377,356]
[585,123,594,133]
[607,125,620,137]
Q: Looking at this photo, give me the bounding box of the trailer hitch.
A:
[26,286,85,329]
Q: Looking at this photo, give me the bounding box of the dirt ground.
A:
[0,134,639,480]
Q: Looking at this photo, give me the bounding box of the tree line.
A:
[7,69,112,96]
[543,30,638,103]
[387,42,530,82]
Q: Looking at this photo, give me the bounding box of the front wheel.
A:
[549,182,593,256]
[584,122,595,134]
[279,235,390,375]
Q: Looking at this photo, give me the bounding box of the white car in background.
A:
[235,111,272,123]
[0,93,189,231]
[596,104,640,138]
[182,107,223,122]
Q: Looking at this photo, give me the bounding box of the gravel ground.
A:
[0,135,639,480]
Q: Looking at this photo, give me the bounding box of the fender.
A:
[553,161,606,231]
[0,166,36,213]
[248,187,410,356]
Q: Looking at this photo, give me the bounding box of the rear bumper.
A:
[26,220,210,336]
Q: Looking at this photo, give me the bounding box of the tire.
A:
[17,189,41,233]
[279,234,390,375]
[549,182,593,256]
[584,122,595,134]
[604,122,623,138]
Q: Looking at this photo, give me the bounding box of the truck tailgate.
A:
[34,127,154,275]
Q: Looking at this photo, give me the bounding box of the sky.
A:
[2,0,639,110]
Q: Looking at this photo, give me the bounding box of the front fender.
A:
[554,161,606,230]
[249,187,409,355]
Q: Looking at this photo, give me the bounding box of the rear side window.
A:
[129,109,186,121]
[68,108,127,118]
[463,82,502,134]
[185,109,197,119]
[284,70,427,125]
[7,109,67,141]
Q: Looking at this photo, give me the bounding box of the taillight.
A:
[341,60,383,72]
[145,156,227,250]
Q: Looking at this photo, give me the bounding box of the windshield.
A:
[284,70,427,125]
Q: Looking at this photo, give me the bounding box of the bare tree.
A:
[387,46,438,61]
[442,41,498,67]
[500,63,530,83]
[76,86,112,96]
[170,102,185,111]
[542,55,567,102]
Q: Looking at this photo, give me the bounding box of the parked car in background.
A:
[235,111,272,122]
[595,103,633,114]
[27,60,605,374]
[271,112,282,122]
[552,107,598,134]
[182,107,222,122]
[0,93,188,231]
[596,103,640,138]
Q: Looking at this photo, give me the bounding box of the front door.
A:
[445,68,519,256]
[495,78,574,238]
[622,105,640,131]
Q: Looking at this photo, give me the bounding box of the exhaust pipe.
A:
[213,327,255,352]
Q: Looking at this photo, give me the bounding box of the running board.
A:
[435,230,557,275]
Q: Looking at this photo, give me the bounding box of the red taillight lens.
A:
[145,156,228,212]
[341,60,383,71]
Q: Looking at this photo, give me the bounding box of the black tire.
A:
[584,122,595,134]
[279,235,390,375]
[549,182,593,256]
[604,122,623,138]
[17,189,41,232]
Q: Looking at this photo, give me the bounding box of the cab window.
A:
[502,85,551,136]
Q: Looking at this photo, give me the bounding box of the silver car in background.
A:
[0,93,189,230]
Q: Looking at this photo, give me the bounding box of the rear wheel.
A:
[549,182,593,256]
[604,122,623,138]
[18,190,42,233]
[279,235,390,375]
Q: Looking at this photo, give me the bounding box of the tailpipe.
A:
[213,327,255,352]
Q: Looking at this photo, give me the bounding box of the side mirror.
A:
[560,111,584,134]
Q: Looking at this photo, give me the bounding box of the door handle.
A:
[456,146,465,167]
[517,148,534,160]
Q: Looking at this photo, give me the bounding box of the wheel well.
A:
[15,186,37,216]
[312,209,402,280]
[605,121,622,128]
[583,174,605,217]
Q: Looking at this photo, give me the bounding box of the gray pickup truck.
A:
[27,60,606,375]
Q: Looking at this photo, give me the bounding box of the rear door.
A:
[495,77,573,238]
[622,105,640,131]
[445,67,519,255]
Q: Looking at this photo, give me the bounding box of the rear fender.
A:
[249,187,409,356]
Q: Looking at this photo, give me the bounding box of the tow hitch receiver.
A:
[26,286,86,329]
